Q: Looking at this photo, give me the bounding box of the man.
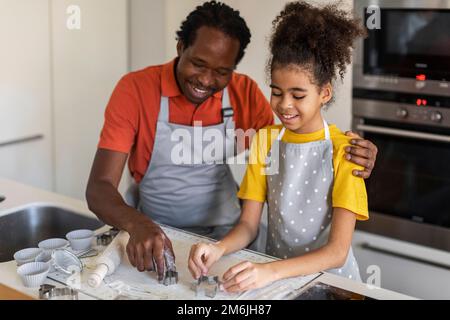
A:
[86,1,377,279]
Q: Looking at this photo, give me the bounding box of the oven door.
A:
[355,119,450,251]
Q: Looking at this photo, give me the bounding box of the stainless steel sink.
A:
[0,205,104,262]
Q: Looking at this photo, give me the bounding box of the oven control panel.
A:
[353,88,450,127]
[396,107,443,123]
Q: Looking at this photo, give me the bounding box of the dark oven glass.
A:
[364,8,450,81]
[363,120,450,228]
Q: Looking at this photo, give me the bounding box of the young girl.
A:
[188,1,369,292]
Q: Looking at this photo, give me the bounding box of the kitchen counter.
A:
[0,177,105,299]
[0,177,415,300]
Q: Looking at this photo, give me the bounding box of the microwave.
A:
[353,0,450,98]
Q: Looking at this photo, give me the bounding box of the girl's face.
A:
[270,65,332,134]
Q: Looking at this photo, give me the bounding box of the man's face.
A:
[176,26,240,105]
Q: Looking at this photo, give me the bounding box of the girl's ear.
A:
[320,83,333,106]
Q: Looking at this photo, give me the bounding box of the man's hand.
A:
[344,131,378,179]
[188,242,225,280]
[126,219,174,281]
[221,261,276,293]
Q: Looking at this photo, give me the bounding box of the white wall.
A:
[129,0,166,71]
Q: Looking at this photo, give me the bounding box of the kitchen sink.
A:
[0,205,104,262]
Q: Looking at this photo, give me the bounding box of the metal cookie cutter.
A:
[162,269,178,286]
[152,248,178,286]
[96,228,120,246]
[191,275,220,298]
[39,284,78,300]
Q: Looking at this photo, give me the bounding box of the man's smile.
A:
[187,82,213,100]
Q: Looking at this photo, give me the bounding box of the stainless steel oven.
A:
[353,0,450,252]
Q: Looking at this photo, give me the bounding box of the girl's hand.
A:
[188,242,225,279]
[221,262,276,293]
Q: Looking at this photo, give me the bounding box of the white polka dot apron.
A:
[265,119,361,281]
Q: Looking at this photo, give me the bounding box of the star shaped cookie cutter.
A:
[191,275,220,298]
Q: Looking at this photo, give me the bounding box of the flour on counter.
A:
[47,225,319,300]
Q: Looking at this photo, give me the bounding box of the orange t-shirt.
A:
[98,59,274,183]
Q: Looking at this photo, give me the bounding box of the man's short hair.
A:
[176,1,251,65]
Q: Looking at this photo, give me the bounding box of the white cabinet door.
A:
[353,230,450,300]
[0,139,53,190]
[51,0,128,199]
[0,0,53,190]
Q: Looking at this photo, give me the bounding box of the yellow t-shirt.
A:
[238,124,369,221]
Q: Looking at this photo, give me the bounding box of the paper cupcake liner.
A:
[35,251,55,273]
[14,248,43,266]
[17,262,50,288]
[38,238,69,251]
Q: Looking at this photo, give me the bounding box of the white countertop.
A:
[0,177,415,300]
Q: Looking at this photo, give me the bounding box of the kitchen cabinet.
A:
[0,0,53,190]
[0,284,34,300]
[0,140,53,191]
[353,230,450,299]
[0,0,130,198]
[51,0,129,199]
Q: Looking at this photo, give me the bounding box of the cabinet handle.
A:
[0,134,44,148]
[359,242,450,270]
[356,124,450,143]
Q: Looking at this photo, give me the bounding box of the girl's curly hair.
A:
[269,1,367,88]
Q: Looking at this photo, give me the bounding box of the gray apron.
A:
[265,120,361,281]
[137,88,241,240]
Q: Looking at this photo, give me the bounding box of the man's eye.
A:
[192,62,204,68]
[293,96,306,100]
[272,92,282,97]
[215,70,229,77]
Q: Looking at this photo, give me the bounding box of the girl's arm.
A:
[222,207,356,292]
[188,199,264,279]
[217,200,264,255]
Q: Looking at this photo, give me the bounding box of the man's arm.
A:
[86,149,173,278]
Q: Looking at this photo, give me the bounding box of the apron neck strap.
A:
[159,96,170,123]
[277,118,331,141]
[221,87,234,119]
[323,119,330,141]
[276,127,286,141]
